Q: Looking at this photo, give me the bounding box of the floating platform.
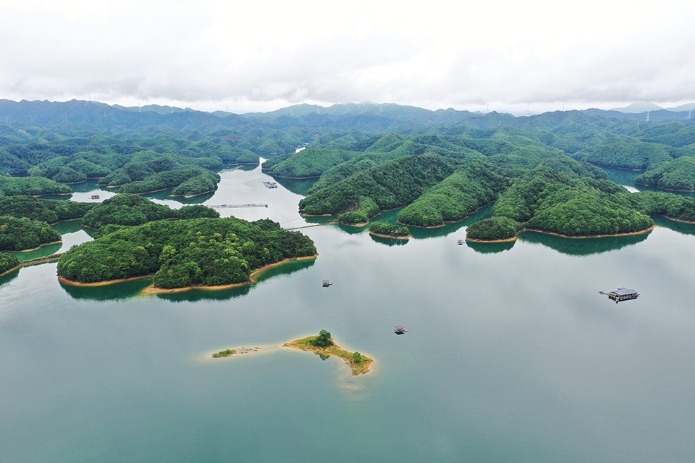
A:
[322,280,333,287]
[394,326,408,335]
[263,181,278,189]
[600,288,640,303]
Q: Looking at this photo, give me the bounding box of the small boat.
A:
[91,195,100,199]
[457,240,464,245]
[322,280,333,287]
[394,326,408,335]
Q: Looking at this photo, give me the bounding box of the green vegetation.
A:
[285,331,374,375]
[0,216,61,251]
[310,330,334,348]
[577,139,673,170]
[397,162,510,227]
[57,217,316,288]
[212,349,237,358]
[630,191,695,223]
[0,252,20,275]
[466,165,654,241]
[466,217,520,241]
[80,194,218,229]
[0,176,72,197]
[263,148,361,178]
[635,157,695,191]
[299,155,460,216]
[0,195,94,223]
[368,221,410,237]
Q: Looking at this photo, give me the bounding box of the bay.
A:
[1,162,695,462]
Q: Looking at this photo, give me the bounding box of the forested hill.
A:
[2,99,693,135]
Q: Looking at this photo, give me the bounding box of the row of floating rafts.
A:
[321,279,408,334]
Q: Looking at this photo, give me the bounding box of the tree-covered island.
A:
[57,217,317,290]
[284,330,373,375]
[368,221,410,239]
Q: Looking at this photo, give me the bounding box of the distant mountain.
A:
[667,103,695,112]
[611,102,664,113]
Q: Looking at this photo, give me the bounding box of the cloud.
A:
[1,0,694,113]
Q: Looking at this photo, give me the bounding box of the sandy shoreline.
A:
[368,231,410,240]
[466,225,656,243]
[57,254,318,292]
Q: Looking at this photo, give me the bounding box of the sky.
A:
[1,0,694,114]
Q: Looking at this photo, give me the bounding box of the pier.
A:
[209,204,268,209]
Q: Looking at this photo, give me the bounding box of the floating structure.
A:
[263,181,278,189]
[457,240,464,245]
[209,204,268,208]
[322,280,333,287]
[91,195,100,199]
[394,326,408,335]
[599,288,640,303]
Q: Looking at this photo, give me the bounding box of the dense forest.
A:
[0,252,19,275]
[2,99,695,250]
[368,222,410,237]
[57,217,316,289]
[81,194,218,229]
[0,195,93,223]
[0,215,61,251]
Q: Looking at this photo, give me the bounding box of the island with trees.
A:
[57,217,317,290]
[284,330,373,375]
[368,221,410,239]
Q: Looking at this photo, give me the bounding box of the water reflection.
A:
[59,278,154,301]
[369,234,409,247]
[272,177,318,196]
[466,240,515,254]
[0,268,20,286]
[519,230,651,256]
[653,216,695,236]
[59,258,315,302]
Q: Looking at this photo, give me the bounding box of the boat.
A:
[394,326,408,335]
[599,288,640,303]
[91,194,100,199]
[322,280,333,287]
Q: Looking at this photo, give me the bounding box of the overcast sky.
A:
[1,0,694,114]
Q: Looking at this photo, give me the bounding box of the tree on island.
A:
[310,330,334,348]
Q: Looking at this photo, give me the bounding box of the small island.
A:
[212,348,237,358]
[284,330,373,375]
[368,221,410,239]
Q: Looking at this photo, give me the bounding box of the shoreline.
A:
[58,254,318,291]
[368,231,410,240]
[0,266,20,278]
[141,254,318,294]
[58,274,154,287]
[12,240,62,253]
[169,189,216,198]
[661,215,695,225]
[466,225,656,243]
[635,181,695,193]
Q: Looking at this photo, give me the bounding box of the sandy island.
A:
[284,336,373,375]
[206,336,374,376]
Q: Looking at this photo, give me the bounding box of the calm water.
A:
[2,163,695,462]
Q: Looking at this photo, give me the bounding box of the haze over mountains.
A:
[0,99,693,134]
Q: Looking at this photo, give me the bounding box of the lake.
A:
[2,163,695,462]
